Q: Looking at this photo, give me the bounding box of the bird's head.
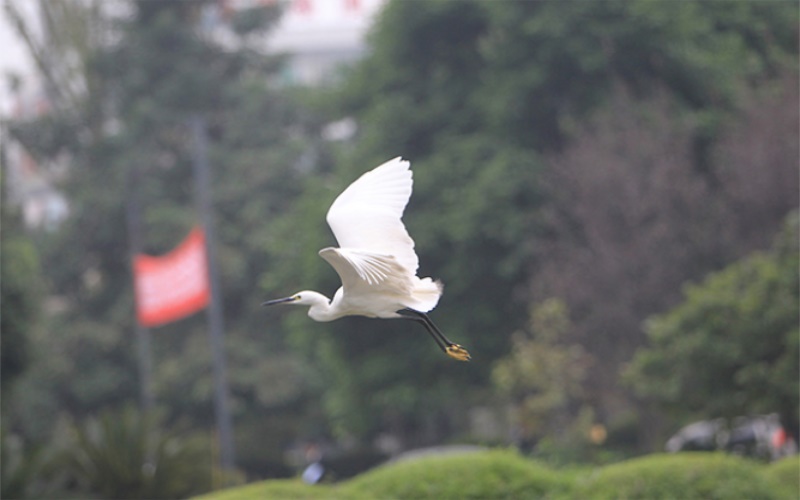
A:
[262,291,327,308]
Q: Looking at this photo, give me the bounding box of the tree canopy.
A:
[627,212,799,439]
[280,0,798,444]
[2,1,798,494]
[5,0,319,483]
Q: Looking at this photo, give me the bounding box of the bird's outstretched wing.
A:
[325,157,418,274]
[319,247,412,297]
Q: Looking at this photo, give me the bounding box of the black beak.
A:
[262,297,296,306]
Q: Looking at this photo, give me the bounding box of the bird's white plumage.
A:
[318,248,412,315]
[264,157,469,361]
[315,157,442,317]
[325,157,419,274]
[319,248,410,289]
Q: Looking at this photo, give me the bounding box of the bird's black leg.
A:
[396,309,447,353]
[397,309,471,361]
[398,309,453,346]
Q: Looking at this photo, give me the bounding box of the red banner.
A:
[134,227,210,327]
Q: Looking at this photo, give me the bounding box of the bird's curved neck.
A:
[306,291,341,322]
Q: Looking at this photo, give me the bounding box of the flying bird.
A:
[263,157,470,361]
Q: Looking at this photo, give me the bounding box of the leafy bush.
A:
[194,450,796,500]
[194,478,340,500]
[1,428,58,499]
[194,449,568,499]
[627,213,799,435]
[575,453,781,500]
[341,449,569,499]
[764,456,800,500]
[64,406,226,499]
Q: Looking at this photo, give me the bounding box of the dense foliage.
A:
[64,406,221,499]
[492,299,594,460]
[627,213,799,438]
[573,453,781,500]
[3,0,798,496]
[764,456,800,499]
[0,175,40,391]
[282,0,798,446]
[345,449,570,500]
[195,450,793,500]
[4,0,318,491]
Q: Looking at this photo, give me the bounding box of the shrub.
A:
[340,449,570,499]
[764,456,800,500]
[64,406,225,499]
[193,449,568,499]
[575,453,781,500]
[193,478,341,500]
[193,450,798,500]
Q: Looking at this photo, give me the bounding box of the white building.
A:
[207,0,385,85]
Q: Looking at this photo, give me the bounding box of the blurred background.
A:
[1,0,797,498]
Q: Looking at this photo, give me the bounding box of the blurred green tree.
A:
[283,0,798,446]
[63,405,228,498]
[538,72,797,449]
[479,0,798,152]
[7,0,798,465]
[0,173,40,392]
[0,173,49,500]
[492,299,593,460]
[6,0,320,480]
[281,0,543,446]
[1,426,61,500]
[626,212,799,441]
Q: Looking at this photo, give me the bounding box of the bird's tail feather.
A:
[406,277,443,313]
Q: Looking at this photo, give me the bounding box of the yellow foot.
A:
[446,344,471,361]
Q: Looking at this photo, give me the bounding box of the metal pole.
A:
[125,160,155,415]
[189,114,236,472]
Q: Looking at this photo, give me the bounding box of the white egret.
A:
[263,157,470,361]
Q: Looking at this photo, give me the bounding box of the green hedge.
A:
[194,450,567,500]
[193,478,340,500]
[764,456,800,500]
[195,450,793,500]
[343,449,569,499]
[574,453,781,500]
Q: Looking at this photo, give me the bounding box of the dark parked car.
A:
[666,414,796,461]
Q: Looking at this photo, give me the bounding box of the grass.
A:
[344,449,570,499]
[572,453,781,500]
[194,450,794,500]
[764,455,800,500]
[192,478,341,500]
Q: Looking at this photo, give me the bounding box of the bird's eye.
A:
[294,294,301,300]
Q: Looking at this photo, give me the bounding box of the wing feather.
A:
[319,247,412,297]
[325,157,419,273]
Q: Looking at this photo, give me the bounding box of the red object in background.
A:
[293,0,312,14]
[772,427,787,449]
[134,227,210,327]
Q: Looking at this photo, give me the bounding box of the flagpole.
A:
[125,160,155,415]
[190,114,236,473]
